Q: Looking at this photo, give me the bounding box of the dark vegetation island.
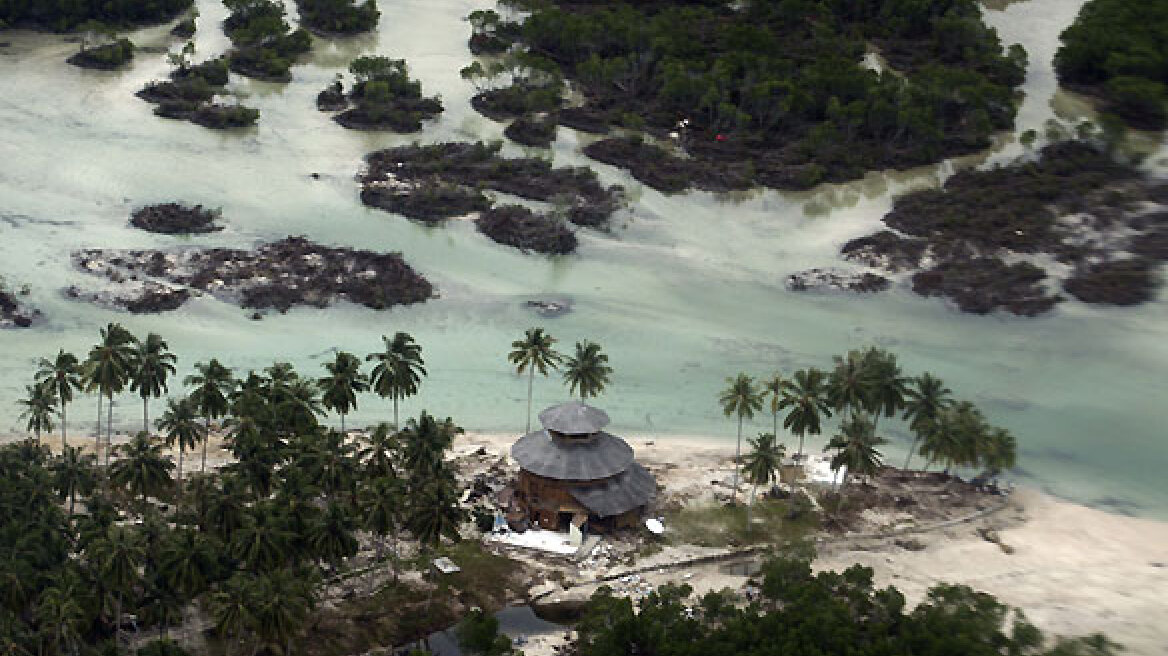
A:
[294,0,377,35]
[1055,0,1168,131]
[360,141,623,254]
[130,203,225,234]
[832,139,1168,314]
[318,56,443,132]
[463,0,1027,192]
[137,52,260,129]
[66,32,135,69]
[69,236,433,314]
[1,327,1123,655]
[223,0,312,82]
[0,276,42,328]
[0,0,190,31]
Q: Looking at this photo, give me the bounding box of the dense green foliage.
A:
[0,0,189,31]
[0,326,478,654]
[66,37,134,69]
[573,554,1119,656]
[731,346,1016,486]
[329,56,444,132]
[139,55,260,128]
[1055,0,1168,129]
[482,0,1027,190]
[294,0,377,34]
[223,0,312,82]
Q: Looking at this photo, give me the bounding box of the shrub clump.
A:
[66,37,134,69]
[476,205,577,254]
[130,203,224,234]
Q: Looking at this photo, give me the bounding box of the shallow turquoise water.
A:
[1,0,1165,517]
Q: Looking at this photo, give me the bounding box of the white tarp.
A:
[486,528,578,555]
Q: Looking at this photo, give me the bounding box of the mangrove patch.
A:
[0,278,42,329]
[359,141,623,248]
[137,56,260,129]
[129,203,224,234]
[69,236,433,314]
[464,0,1027,192]
[1055,0,1168,131]
[294,0,378,35]
[223,0,312,82]
[319,56,443,132]
[476,205,577,255]
[66,37,133,69]
[834,141,1167,314]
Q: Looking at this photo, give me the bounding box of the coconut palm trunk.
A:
[143,398,149,436]
[177,443,184,494]
[106,392,114,467]
[202,416,210,474]
[731,415,743,504]
[96,395,104,463]
[904,435,920,471]
[61,404,69,452]
[525,367,534,433]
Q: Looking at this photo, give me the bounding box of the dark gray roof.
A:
[569,463,656,518]
[538,402,610,435]
[511,430,633,481]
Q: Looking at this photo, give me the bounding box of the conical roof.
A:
[538,401,610,435]
[511,430,633,481]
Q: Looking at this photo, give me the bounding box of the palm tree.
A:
[921,402,987,473]
[231,505,294,572]
[156,397,205,495]
[718,373,763,504]
[407,478,465,547]
[34,573,89,656]
[307,502,358,570]
[319,350,369,433]
[828,349,873,416]
[741,432,785,530]
[508,328,561,433]
[186,358,234,474]
[901,373,955,470]
[36,349,83,451]
[359,422,399,480]
[87,525,145,655]
[280,378,326,434]
[761,372,785,444]
[17,382,56,444]
[863,347,908,430]
[980,427,1016,484]
[825,413,886,490]
[359,476,405,581]
[778,367,833,461]
[130,333,178,435]
[562,340,612,400]
[368,332,426,429]
[248,569,317,656]
[400,412,462,481]
[209,573,254,656]
[296,431,357,502]
[84,323,137,466]
[157,527,218,604]
[51,446,98,515]
[109,432,175,506]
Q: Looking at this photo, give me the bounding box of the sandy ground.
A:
[817,488,1168,656]
[455,432,1168,656]
[8,429,1168,654]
